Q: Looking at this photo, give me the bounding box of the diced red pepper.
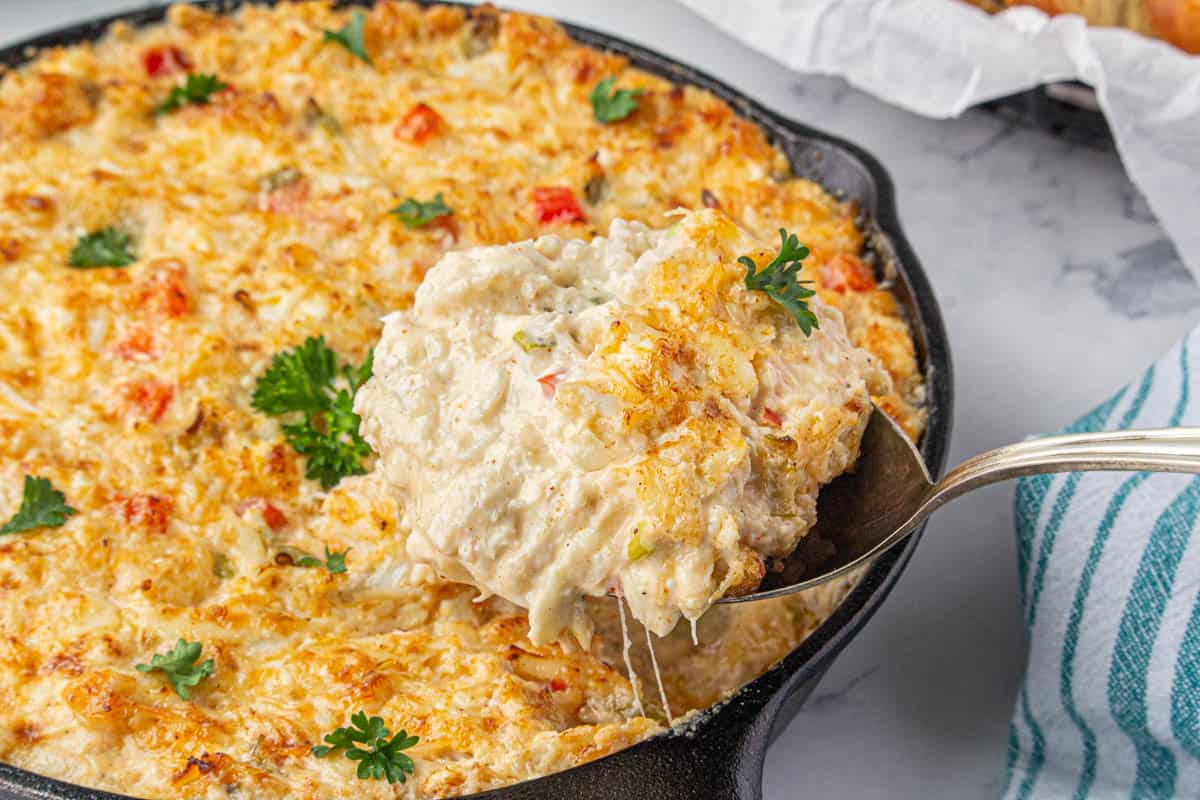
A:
[537,371,564,398]
[818,254,876,294]
[137,266,191,318]
[113,327,155,362]
[531,187,585,224]
[549,677,568,692]
[236,498,288,530]
[762,407,783,427]
[393,103,444,144]
[141,46,191,77]
[261,503,288,531]
[116,493,174,534]
[123,380,174,423]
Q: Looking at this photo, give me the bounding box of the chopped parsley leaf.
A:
[0,476,77,535]
[68,227,135,268]
[136,639,214,700]
[281,390,372,489]
[323,11,372,65]
[253,336,339,415]
[252,337,374,489]
[154,73,229,116]
[738,229,820,336]
[389,193,452,229]
[313,711,418,784]
[296,546,349,575]
[345,349,373,393]
[590,77,642,123]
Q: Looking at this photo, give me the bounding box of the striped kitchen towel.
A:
[1005,329,1200,799]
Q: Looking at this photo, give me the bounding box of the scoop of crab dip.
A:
[356,209,890,644]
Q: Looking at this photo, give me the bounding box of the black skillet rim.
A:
[0,4,954,799]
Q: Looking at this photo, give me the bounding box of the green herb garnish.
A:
[136,639,214,700]
[282,391,372,489]
[513,331,554,353]
[312,711,419,784]
[212,553,233,579]
[259,166,304,193]
[738,229,819,336]
[323,11,372,65]
[590,77,643,123]
[154,73,229,116]
[252,337,374,489]
[68,227,135,268]
[296,546,349,575]
[389,193,452,229]
[0,476,77,535]
[304,98,343,135]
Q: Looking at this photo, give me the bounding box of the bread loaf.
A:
[968,0,1200,52]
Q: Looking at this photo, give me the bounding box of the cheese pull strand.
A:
[616,593,644,717]
[645,626,673,726]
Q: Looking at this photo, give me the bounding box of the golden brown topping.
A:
[0,238,22,262]
[1,73,95,139]
[0,3,925,796]
[4,193,53,215]
[818,253,877,293]
[462,4,500,57]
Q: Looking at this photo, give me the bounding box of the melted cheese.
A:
[0,2,925,797]
[357,211,889,644]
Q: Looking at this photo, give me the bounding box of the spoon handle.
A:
[926,427,1200,513]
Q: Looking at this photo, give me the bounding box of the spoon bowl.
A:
[721,405,1200,604]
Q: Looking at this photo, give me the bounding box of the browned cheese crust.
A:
[0,3,925,797]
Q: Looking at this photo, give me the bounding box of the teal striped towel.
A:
[1005,331,1200,799]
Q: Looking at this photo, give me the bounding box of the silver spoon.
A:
[720,406,1200,604]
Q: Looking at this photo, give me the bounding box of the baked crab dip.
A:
[356,210,891,646]
[0,2,925,798]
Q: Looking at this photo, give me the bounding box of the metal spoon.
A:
[720,406,1200,604]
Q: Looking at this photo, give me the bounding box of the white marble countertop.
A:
[6,2,1199,798]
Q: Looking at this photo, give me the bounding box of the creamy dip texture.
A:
[0,2,930,794]
[357,210,890,644]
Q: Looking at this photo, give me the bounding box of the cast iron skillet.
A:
[0,4,954,799]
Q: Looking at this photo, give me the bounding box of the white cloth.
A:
[1006,328,1200,798]
[677,0,1200,277]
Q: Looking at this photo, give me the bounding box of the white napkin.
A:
[677,0,1200,277]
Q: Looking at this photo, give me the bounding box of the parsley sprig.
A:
[590,77,643,123]
[389,193,452,229]
[1,476,77,535]
[136,639,214,700]
[313,711,419,784]
[296,546,349,574]
[252,337,374,489]
[68,227,136,268]
[154,73,229,116]
[738,229,820,336]
[323,11,372,65]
